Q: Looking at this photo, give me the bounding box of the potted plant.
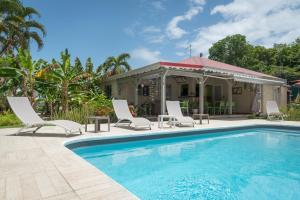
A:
[190,101,199,114]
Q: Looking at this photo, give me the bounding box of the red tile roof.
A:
[178,57,274,78]
[159,61,203,69]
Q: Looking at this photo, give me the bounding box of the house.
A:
[103,56,287,116]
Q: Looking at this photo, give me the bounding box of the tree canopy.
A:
[0,0,46,56]
[209,34,300,83]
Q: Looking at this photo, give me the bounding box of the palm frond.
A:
[23,20,46,36]
[26,31,44,50]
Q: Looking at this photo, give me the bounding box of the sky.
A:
[24,0,300,69]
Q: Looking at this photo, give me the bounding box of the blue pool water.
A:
[70,128,300,200]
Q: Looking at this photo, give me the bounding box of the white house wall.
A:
[231,82,256,114]
[105,76,287,115]
[262,84,287,113]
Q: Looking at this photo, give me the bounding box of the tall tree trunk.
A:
[21,77,27,97]
[50,101,53,119]
[29,76,35,105]
[61,82,68,112]
[0,38,13,57]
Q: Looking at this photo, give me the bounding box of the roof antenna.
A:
[186,44,192,58]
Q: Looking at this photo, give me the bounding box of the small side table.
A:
[158,115,176,128]
[85,116,110,133]
[192,114,210,124]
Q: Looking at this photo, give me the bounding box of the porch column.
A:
[160,70,168,114]
[227,80,233,115]
[134,78,140,106]
[198,78,204,114]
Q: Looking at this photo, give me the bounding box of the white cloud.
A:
[166,0,206,39]
[143,26,161,33]
[142,26,164,43]
[131,47,162,65]
[190,0,300,55]
[148,35,165,44]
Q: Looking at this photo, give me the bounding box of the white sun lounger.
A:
[266,100,284,120]
[166,101,195,127]
[7,97,82,136]
[112,99,151,130]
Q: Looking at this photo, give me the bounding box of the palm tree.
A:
[97,53,131,76]
[0,0,46,56]
[45,49,89,112]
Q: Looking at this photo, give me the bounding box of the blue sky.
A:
[25,0,300,69]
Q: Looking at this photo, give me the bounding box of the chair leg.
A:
[33,126,43,134]
[114,120,122,127]
[16,127,26,136]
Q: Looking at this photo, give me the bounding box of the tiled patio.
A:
[0,119,299,200]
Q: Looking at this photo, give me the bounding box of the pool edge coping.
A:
[63,123,300,149]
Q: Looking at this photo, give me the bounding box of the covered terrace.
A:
[104,57,287,117]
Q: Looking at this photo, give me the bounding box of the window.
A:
[181,84,189,97]
[196,84,199,97]
[143,86,150,96]
[273,87,280,104]
[138,85,150,96]
[104,85,112,98]
[205,85,213,102]
[166,84,172,99]
[214,85,222,101]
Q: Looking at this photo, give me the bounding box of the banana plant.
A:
[43,49,90,112]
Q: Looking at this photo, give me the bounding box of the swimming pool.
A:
[67,126,300,200]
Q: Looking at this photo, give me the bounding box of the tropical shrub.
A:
[0,111,22,127]
[88,92,113,116]
[53,106,92,124]
[281,104,300,121]
[53,92,113,124]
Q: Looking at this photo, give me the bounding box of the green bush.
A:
[88,93,113,116]
[283,104,300,121]
[0,111,22,128]
[53,106,91,124]
[53,92,114,124]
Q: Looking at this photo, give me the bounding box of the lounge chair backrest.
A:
[266,101,280,114]
[112,99,134,120]
[166,101,184,117]
[7,97,45,125]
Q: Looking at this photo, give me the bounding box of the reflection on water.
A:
[112,148,152,166]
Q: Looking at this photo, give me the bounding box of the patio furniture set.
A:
[6,97,284,136]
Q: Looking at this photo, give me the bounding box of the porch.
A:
[104,57,286,118]
[106,62,274,117]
